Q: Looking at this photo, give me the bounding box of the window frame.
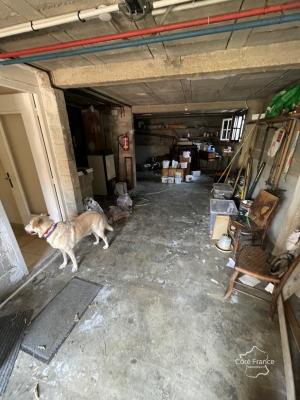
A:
[220,117,232,141]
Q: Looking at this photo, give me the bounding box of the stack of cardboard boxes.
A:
[161,154,193,183]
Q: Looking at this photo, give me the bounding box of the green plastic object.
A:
[265,84,300,118]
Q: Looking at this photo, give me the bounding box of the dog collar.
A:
[42,223,58,240]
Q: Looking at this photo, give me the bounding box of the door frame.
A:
[0,93,63,223]
[0,118,33,224]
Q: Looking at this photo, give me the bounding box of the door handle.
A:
[5,172,13,188]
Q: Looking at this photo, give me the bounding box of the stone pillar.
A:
[35,71,83,218]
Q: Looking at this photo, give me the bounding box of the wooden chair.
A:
[229,190,279,255]
[224,246,300,316]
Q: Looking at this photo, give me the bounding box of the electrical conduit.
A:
[1,13,300,66]
[0,1,299,60]
[0,0,229,39]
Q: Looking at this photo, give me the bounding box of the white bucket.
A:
[171,160,178,168]
[185,175,193,182]
[180,162,188,169]
[161,176,168,184]
[162,160,170,168]
[175,177,182,184]
[167,177,175,183]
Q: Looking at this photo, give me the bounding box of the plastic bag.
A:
[266,84,300,118]
[117,193,133,211]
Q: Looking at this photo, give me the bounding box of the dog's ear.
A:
[32,217,43,228]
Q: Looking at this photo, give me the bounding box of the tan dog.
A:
[25,211,113,272]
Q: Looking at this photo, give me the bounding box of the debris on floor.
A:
[226,258,235,269]
[107,206,131,224]
[238,274,261,287]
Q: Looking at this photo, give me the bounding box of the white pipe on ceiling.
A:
[0,0,230,39]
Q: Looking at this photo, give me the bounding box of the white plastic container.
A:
[161,176,168,184]
[162,160,170,168]
[210,199,238,235]
[192,170,201,181]
[192,170,201,177]
[167,177,175,184]
[180,162,188,169]
[175,177,181,184]
[213,183,234,199]
[171,160,178,168]
[185,175,193,182]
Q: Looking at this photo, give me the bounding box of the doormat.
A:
[21,277,102,364]
[0,310,32,396]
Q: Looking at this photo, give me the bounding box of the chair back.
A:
[249,190,279,229]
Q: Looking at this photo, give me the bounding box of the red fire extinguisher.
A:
[119,133,129,151]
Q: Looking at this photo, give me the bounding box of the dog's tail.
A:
[106,223,114,232]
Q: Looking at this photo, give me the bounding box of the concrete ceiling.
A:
[0,0,299,71]
[0,86,19,94]
[90,68,300,105]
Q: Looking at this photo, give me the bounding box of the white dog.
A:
[25,211,113,272]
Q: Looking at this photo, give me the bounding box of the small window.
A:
[220,118,232,141]
[231,115,245,141]
[220,115,245,142]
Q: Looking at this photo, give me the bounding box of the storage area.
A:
[0,1,300,400]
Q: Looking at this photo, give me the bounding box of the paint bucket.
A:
[175,177,181,184]
[180,162,188,169]
[162,160,170,168]
[216,234,232,252]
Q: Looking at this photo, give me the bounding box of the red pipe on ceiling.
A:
[1,1,300,59]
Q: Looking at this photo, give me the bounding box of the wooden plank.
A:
[285,300,300,353]
[282,262,300,301]
[234,282,271,302]
[278,295,296,400]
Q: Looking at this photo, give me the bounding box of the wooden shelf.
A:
[248,113,300,125]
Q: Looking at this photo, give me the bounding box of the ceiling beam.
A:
[51,41,300,88]
[132,100,260,114]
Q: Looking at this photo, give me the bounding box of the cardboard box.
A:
[175,169,184,178]
[168,168,177,177]
[161,168,169,177]
[212,215,230,240]
[183,163,191,176]
[179,156,190,163]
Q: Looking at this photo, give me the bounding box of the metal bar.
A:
[1,13,300,65]
[0,2,299,59]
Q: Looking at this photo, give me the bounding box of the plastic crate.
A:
[213,183,234,199]
[210,199,238,234]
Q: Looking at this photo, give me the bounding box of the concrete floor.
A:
[2,176,285,400]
